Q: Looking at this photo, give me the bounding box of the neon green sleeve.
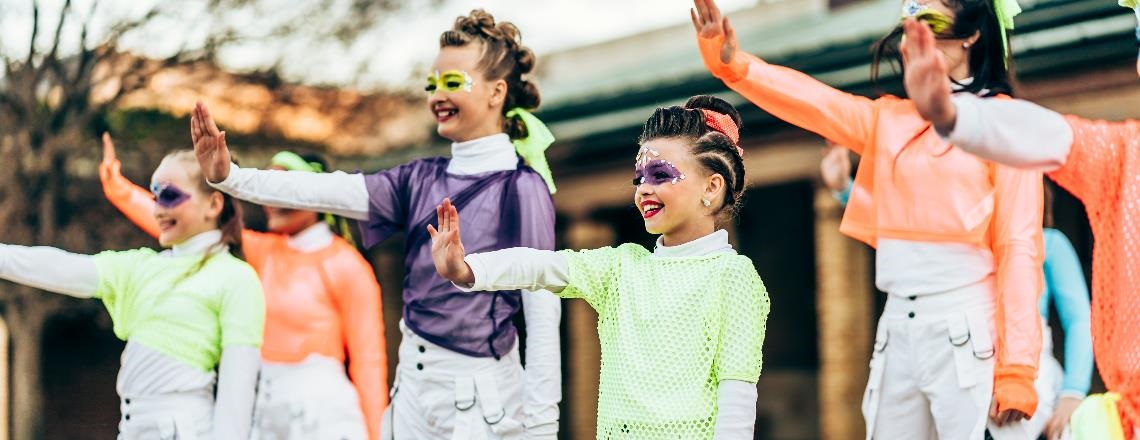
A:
[715,259,770,384]
[218,262,265,348]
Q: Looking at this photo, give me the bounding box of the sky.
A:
[1,0,758,91]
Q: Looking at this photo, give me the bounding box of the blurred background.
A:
[0,0,1135,438]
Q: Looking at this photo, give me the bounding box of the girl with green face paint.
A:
[190,9,564,440]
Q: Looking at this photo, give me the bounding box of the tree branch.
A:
[25,0,39,66]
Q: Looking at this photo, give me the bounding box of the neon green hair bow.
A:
[270,151,356,246]
[505,108,557,194]
[271,151,324,173]
[993,0,1022,59]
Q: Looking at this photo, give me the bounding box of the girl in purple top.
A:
[191,10,562,440]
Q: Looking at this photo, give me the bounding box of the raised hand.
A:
[900,19,957,134]
[691,0,738,64]
[820,142,852,193]
[99,132,122,182]
[101,132,118,164]
[427,198,475,285]
[191,101,232,183]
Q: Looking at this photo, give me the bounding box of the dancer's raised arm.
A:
[191,102,371,220]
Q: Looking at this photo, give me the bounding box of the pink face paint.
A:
[633,159,687,186]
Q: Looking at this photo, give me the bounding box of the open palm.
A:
[900,19,956,133]
[428,198,475,285]
[190,101,232,183]
[691,0,738,64]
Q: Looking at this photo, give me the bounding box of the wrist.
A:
[933,102,958,135]
[461,262,476,285]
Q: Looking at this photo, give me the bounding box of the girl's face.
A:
[150,159,224,247]
[900,0,979,79]
[427,44,508,143]
[633,138,721,237]
[264,165,321,235]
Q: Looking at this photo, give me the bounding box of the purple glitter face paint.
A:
[150,182,191,208]
[633,159,687,186]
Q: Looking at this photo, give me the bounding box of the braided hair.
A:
[639,96,747,217]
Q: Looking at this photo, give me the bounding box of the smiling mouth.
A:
[434,106,458,123]
[641,201,663,219]
[158,218,178,232]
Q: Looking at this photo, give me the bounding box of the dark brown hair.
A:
[440,9,540,139]
[638,95,747,217]
[1043,177,1054,229]
[162,151,244,262]
[871,0,1014,97]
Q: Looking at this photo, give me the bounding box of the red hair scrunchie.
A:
[700,109,743,157]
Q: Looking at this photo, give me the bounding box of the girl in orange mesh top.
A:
[99,134,387,440]
[692,0,1043,438]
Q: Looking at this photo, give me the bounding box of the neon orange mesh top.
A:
[698,34,1044,415]
[100,160,388,439]
[1050,117,1140,433]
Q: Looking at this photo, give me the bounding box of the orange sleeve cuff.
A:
[697,35,751,83]
[994,364,1039,416]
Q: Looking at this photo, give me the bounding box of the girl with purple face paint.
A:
[429,95,770,440]
[0,151,265,439]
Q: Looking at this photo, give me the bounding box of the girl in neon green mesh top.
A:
[430,95,770,439]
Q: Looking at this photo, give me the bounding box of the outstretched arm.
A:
[0,244,98,298]
[692,0,878,154]
[429,199,571,293]
[190,102,371,220]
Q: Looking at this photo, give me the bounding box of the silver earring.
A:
[702,198,711,207]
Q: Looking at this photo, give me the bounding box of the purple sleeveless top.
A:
[360,157,555,358]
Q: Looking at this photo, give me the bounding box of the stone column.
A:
[813,186,873,440]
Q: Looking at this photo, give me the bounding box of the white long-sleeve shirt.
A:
[460,230,758,440]
[943,93,1073,172]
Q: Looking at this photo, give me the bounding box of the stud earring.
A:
[702,199,711,207]
[962,42,971,49]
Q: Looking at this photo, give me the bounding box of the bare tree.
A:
[0,1,432,438]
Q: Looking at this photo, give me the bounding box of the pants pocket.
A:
[156,414,197,440]
[862,321,889,440]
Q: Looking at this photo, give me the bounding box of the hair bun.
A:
[684,96,742,128]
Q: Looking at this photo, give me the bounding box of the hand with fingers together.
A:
[100,132,121,181]
[820,141,852,193]
[691,0,738,65]
[190,101,232,183]
[900,18,957,134]
[427,198,475,286]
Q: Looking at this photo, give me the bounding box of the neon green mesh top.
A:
[558,243,770,439]
[93,248,265,372]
